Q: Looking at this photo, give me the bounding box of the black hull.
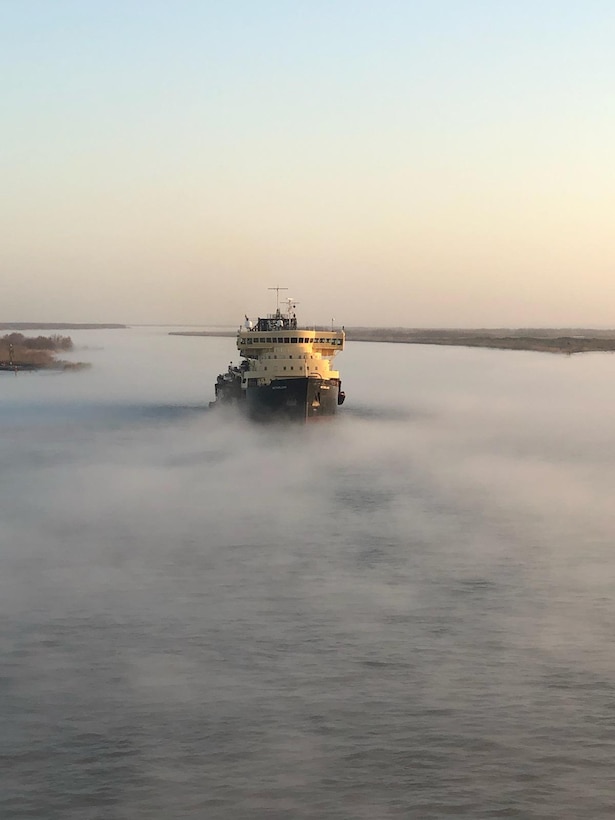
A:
[246,377,340,422]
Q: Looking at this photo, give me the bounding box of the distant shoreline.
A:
[0,323,126,330]
[170,327,615,354]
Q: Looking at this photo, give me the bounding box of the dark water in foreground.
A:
[2,328,615,818]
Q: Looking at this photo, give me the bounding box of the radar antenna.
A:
[268,286,288,311]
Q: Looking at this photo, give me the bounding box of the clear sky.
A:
[2,0,614,326]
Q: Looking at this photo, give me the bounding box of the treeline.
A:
[1,332,73,351]
[0,333,79,369]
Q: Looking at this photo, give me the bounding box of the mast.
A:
[268,286,288,313]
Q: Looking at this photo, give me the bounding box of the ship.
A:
[211,290,346,421]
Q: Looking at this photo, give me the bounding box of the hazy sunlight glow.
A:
[2,0,614,326]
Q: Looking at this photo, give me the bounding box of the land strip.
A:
[0,323,126,330]
[346,328,615,354]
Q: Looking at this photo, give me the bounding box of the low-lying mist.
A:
[2,328,615,818]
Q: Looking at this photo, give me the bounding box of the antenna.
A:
[268,286,288,311]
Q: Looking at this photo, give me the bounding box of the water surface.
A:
[2,328,615,818]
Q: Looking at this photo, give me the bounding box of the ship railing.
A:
[246,319,344,333]
[253,317,298,331]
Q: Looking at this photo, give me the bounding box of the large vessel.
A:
[211,291,345,421]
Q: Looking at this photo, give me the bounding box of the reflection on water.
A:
[2,328,615,818]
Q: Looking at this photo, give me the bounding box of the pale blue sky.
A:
[2,1,614,325]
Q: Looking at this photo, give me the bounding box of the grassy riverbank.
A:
[346,328,615,354]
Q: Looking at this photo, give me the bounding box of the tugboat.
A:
[211,289,345,421]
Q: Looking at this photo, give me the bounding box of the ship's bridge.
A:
[237,326,345,357]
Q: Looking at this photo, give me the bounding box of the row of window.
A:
[266,354,313,359]
[241,336,342,345]
[261,366,302,371]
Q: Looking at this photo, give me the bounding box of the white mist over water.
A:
[2,328,615,818]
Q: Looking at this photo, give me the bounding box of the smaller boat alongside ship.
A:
[211,292,345,421]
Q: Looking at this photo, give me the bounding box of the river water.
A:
[1,328,614,819]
